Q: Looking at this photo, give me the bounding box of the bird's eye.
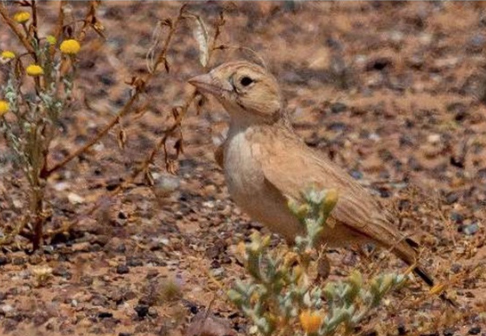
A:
[240,76,254,87]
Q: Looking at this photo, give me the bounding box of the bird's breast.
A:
[224,130,264,199]
[222,127,303,241]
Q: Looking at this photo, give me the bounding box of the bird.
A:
[188,60,453,304]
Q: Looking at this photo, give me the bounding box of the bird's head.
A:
[188,61,283,125]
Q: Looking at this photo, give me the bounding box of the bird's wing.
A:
[249,127,403,246]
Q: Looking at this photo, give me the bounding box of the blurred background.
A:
[0,2,485,335]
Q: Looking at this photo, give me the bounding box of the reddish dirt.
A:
[0,2,485,336]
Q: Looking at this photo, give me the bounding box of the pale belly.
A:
[223,131,303,242]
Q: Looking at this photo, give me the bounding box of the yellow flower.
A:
[299,310,322,334]
[13,11,30,23]
[60,39,81,54]
[0,100,9,116]
[46,35,57,45]
[0,51,15,64]
[26,64,44,76]
[1,51,15,59]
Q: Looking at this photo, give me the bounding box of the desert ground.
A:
[0,1,485,336]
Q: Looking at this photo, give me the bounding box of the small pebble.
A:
[408,54,424,69]
[365,57,392,71]
[126,258,143,267]
[12,257,26,266]
[462,222,479,236]
[449,212,464,224]
[1,304,13,313]
[350,170,363,180]
[210,259,221,269]
[116,264,130,275]
[115,243,126,253]
[29,254,43,265]
[80,275,93,286]
[134,304,149,319]
[98,312,113,319]
[467,34,486,52]
[153,174,180,198]
[327,122,347,132]
[330,102,347,114]
[146,269,159,279]
[468,327,481,335]
[210,267,225,279]
[42,245,54,254]
[189,304,199,315]
[52,265,71,279]
[18,270,31,279]
[477,168,486,180]
[444,327,456,336]
[445,192,460,205]
[148,307,158,318]
[450,264,462,274]
[427,134,441,144]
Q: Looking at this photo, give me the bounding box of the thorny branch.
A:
[42,4,191,178]
[157,9,226,171]
[41,93,139,177]
[0,2,227,247]
[43,5,180,178]
[53,0,66,43]
[0,3,35,54]
[39,6,227,241]
[0,3,188,248]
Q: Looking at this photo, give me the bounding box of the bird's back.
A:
[245,123,414,252]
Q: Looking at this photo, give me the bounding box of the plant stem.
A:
[31,0,40,48]
[31,185,44,250]
[0,4,35,55]
[42,5,188,178]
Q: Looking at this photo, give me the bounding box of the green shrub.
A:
[229,188,409,336]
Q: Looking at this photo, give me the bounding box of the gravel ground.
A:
[0,2,485,336]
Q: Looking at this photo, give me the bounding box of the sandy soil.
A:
[0,2,485,336]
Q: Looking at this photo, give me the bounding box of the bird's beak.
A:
[188,73,232,96]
